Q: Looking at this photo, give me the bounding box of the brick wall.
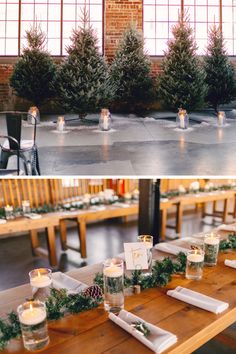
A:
[0,0,236,112]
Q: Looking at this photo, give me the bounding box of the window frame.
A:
[0,0,105,58]
[142,0,236,58]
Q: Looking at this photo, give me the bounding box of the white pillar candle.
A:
[5,205,13,212]
[19,305,46,326]
[103,265,123,278]
[204,235,220,245]
[30,274,52,288]
[179,114,185,129]
[187,253,204,263]
[103,115,109,130]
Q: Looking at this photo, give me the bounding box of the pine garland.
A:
[0,288,102,350]
[219,234,236,251]
[94,252,187,292]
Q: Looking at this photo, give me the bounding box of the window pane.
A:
[222,0,236,55]
[0,0,19,55]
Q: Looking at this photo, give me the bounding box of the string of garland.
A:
[1,235,235,350]
[161,184,236,199]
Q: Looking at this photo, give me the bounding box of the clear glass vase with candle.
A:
[204,233,220,266]
[4,205,14,220]
[137,235,153,275]
[22,200,31,214]
[176,108,189,130]
[29,268,52,301]
[103,258,124,313]
[17,300,49,351]
[217,111,226,127]
[99,108,111,131]
[186,249,204,280]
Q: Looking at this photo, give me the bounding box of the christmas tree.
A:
[10,26,56,107]
[109,25,155,112]
[56,11,112,119]
[158,14,206,112]
[204,25,236,113]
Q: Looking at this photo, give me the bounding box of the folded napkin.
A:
[217,224,236,232]
[224,259,236,269]
[167,286,229,314]
[90,205,106,211]
[52,272,87,294]
[155,243,188,255]
[24,213,42,220]
[109,310,177,354]
[112,202,130,208]
[0,219,7,224]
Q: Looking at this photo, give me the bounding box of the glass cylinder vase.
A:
[103,258,124,313]
[186,249,204,280]
[203,233,220,266]
[17,300,49,351]
[217,111,226,127]
[137,235,153,275]
[176,108,189,130]
[99,109,111,131]
[29,268,52,302]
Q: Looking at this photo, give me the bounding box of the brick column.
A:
[104,0,143,59]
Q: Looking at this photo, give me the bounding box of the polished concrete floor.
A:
[1,211,235,353]
[1,111,236,175]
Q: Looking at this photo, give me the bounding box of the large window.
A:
[0,0,103,56]
[143,0,236,56]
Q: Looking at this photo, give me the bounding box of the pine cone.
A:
[83,285,103,299]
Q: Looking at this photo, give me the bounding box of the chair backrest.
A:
[6,113,22,150]
[0,135,20,175]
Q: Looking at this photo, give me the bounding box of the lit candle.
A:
[132,189,140,200]
[57,116,65,132]
[204,233,220,266]
[83,193,91,204]
[124,192,132,200]
[30,269,52,288]
[22,200,30,214]
[142,236,153,250]
[218,111,225,127]
[5,205,13,212]
[204,233,220,245]
[187,251,204,263]
[103,264,123,278]
[179,114,185,129]
[19,303,46,326]
[103,115,109,130]
[4,205,14,220]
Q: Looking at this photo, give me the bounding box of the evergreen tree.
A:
[158,14,206,112]
[109,25,155,112]
[56,11,112,119]
[10,26,56,107]
[204,25,236,113]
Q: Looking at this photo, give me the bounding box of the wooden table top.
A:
[1,228,236,354]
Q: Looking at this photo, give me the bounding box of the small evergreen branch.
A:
[131,321,150,337]
[0,312,21,350]
[219,234,236,251]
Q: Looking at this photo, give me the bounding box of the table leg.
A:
[223,199,228,223]
[46,226,58,267]
[161,210,167,241]
[59,219,68,251]
[77,218,87,258]
[233,194,236,219]
[176,202,183,237]
[201,202,206,218]
[30,230,39,256]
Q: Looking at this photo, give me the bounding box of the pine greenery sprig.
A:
[219,234,236,251]
[0,288,102,350]
[94,252,187,292]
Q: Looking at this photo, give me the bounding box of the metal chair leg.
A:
[0,150,10,169]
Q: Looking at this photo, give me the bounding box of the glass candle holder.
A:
[83,193,91,209]
[57,116,66,132]
[99,108,111,131]
[176,108,189,130]
[29,268,52,302]
[186,249,204,280]
[217,111,226,127]
[204,233,220,266]
[137,235,153,275]
[17,300,49,351]
[4,205,14,220]
[28,106,40,125]
[103,258,124,313]
[22,200,31,214]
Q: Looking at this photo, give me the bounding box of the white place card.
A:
[124,242,148,270]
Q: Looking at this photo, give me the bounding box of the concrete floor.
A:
[1,111,236,175]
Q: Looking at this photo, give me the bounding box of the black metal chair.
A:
[0,135,20,175]
[0,112,40,175]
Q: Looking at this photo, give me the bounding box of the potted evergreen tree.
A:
[204,25,236,115]
[10,26,57,124]
[110,25,155,113]
[56,10,112,122]
[158,14,206,114]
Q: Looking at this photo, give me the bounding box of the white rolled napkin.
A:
[155,243,188,255]
[112,202,130,208]
[24,213,42,220]
[167,286,229,314]
[90,205,106,211]
[224,259,236,269]
[217,224,236,232]
[52,272,87,294]
[109,310,177,354]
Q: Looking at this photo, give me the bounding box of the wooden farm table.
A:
[0,213,60,267]
[161,190,236,238]
[58,203,139,258]
[1,233,236,354]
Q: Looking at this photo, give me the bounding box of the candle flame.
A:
[29,303,33,312]
[37,270,41,278]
